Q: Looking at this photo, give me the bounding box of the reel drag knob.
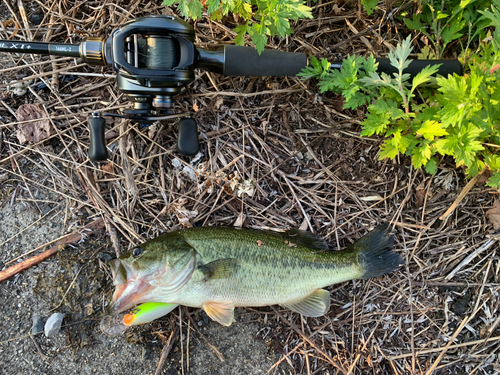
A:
[177,117,199,156]
[88,113,108,162]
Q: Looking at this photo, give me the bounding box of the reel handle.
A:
[177,117,199,156]
[88,114,108,162]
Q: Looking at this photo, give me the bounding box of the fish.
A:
[107,223,403,327]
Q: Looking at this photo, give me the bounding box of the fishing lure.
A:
[100,302,176,336]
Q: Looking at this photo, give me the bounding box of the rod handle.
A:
[376,58,463,78]
[224,45,307,77]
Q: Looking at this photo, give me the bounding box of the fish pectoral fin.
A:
[282,289,331,317]
[198,258,239,281]
[202,301,235,326]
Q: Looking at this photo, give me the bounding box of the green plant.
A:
[403,0,492,59]
[161,0,312,53]
[299,2,500,187]
[362,0,378,15]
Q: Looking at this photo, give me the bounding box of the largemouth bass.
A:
[108,224,403,326]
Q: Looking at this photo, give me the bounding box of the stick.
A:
[439,167,487,220]
[154,328,179,375]
[424,317,470,375]
[387,335,500,360]
[184,308,225,362]
[0,218,105,283]
[445,235,499,280]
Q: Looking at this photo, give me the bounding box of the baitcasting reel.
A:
[0,15,463,161]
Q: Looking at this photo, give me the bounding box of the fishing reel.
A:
[85,16,202,160]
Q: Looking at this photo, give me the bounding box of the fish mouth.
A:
[109,278,151,314]
[108,259,151,314]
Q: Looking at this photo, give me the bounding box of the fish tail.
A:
[351,223,404,279]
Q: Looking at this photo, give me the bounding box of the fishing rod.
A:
[0,15,463,161]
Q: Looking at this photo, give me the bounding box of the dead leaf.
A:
[15,104,52,144]
[1,19,20,38]
[214,97,224,110]
[477,168,492,185]
[486,199,500,230]
[237,179,255,198]
[416,182,426,207]
[84,303,94,316]
[299,218,308,231]
[170,198,198,227]
[233,213,245,228]
[101,162,115,177]
[256,240,264,247]
[193,101,199,112]
[104,130,118,140]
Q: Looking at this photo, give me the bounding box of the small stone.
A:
[31,14,43,25]
[32,315,44,335]
[44,313,65,337]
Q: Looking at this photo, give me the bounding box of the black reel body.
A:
[111,16,196,104]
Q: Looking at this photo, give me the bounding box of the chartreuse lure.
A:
[100,302,176,336]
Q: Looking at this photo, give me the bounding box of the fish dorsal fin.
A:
[282,289,331,317]
[198,258,239,281]
[283,230,328,250]
[202,301,235,326]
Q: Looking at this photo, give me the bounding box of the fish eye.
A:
[132,247,144,257]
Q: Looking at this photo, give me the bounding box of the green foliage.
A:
[402,0,492,58]
[361,0,378,15]
[298,55,379,109]
[299,6,500,188]
[162,0,312,53]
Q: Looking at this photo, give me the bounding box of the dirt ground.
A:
[1,1,499,374]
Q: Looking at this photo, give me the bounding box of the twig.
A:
[190,88,305,98]
[424,317,470,375]
[439,167,487,220]
[445,235,500,280]
[267,342,304,374]
[0,218,105,283]
[154,328,179,375]
[387,335,500,360]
